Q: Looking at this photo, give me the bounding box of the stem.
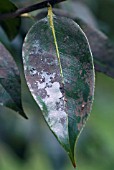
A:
[0,0,66,21]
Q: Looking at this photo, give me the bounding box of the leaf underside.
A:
[22,15,95,167]
[0,0,21,40]
[0,42,27,119]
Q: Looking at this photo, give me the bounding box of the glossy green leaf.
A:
[0,0,21,40]
[59,0,114,79]
[22,15,95,167]
[0,42,27,119]
[36,9,114,79]
[76,19,114,79]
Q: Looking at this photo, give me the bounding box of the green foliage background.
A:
[0,0,114,169]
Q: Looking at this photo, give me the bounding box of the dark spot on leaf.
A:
[59,83,64,94]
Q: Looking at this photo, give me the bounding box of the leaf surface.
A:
[0,0,21,40]
[60,0,114,79]
[76,19,114,79]
[0,42,27,118]
[22,15,95,167]
[36,9,114,79]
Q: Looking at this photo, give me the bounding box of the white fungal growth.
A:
[30,68,37,76]
[37,71,56,89]
[45,82,62,101]
[36,71,68,139]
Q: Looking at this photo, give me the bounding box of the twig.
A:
[0,0,66,21]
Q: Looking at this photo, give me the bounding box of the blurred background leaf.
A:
[0,0,21,40]
[0,42,27,118]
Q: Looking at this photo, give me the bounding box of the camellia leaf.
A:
[36,9,114,79]
[0,42,27,119]
[0,0,21,40]
[76,19,114,79]
[22,6,95,167]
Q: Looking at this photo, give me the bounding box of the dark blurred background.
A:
[0,0,114,169]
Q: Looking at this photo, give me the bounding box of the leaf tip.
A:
[69,152,76,168]
[71,159,76,168]
[22,113,28,119]
[24,115,28,119]
[73,162,76,168]
[19,110,28,119]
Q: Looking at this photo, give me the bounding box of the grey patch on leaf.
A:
[22,20,69,144]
